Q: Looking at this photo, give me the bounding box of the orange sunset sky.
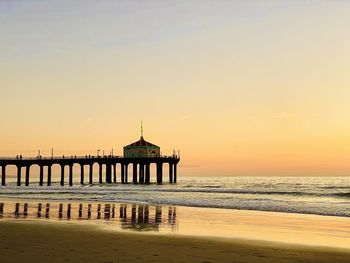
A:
[1,1,350,176]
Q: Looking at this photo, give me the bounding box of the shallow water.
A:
[0,176,349,217]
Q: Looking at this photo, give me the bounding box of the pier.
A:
[0,125,180,186]
[0,155,179,186]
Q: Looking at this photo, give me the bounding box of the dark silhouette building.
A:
[124,124,160,158]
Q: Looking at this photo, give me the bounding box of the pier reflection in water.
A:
[0,201,178,233]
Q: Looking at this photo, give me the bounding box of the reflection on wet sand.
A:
[0,201,177,232]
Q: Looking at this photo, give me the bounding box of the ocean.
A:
[0,176,349,217]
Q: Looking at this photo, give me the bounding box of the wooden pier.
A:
[0,155,180,186]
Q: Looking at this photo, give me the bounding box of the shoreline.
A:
[0,220,349,263]
[0,195,349,219]
[1,176,349,218]
[0,197,350,249]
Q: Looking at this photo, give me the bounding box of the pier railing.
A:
[0,154,178,160]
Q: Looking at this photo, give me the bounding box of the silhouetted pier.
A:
[0,155,179,186]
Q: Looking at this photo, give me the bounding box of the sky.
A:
[1,0,350,176]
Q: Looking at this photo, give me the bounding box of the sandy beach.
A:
[0,220,350,263]
[0,199,350,262]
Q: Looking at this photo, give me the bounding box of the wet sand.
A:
[1,199,350,249]
[0,199,350,262]
[0,220,349,263]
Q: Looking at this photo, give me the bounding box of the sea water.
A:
[0,176,349,217]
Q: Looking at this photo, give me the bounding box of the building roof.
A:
[124,136,159,148]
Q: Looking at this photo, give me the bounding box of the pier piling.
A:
[1,166,6,186]
[99,164,103,184]
[174,164,177,183]
[60,165,65,186]
[80,164,84,184]
[17,166,21,186]
[113,164,117,183]
[139,164,144,183]
[121,164,125,184]
[39,165,44,186]
[156,163,163,184]
[133,163,137,183]
[47,165,52,186]
[145,164,150,184]
[105,164,112,183]
[69,164,73,186]
[25,166,30,186]
[89,164,93,184]
[169,164,173,184]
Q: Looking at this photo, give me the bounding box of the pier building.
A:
[123,126,160,158]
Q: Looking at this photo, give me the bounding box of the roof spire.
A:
[141,120,143,138]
